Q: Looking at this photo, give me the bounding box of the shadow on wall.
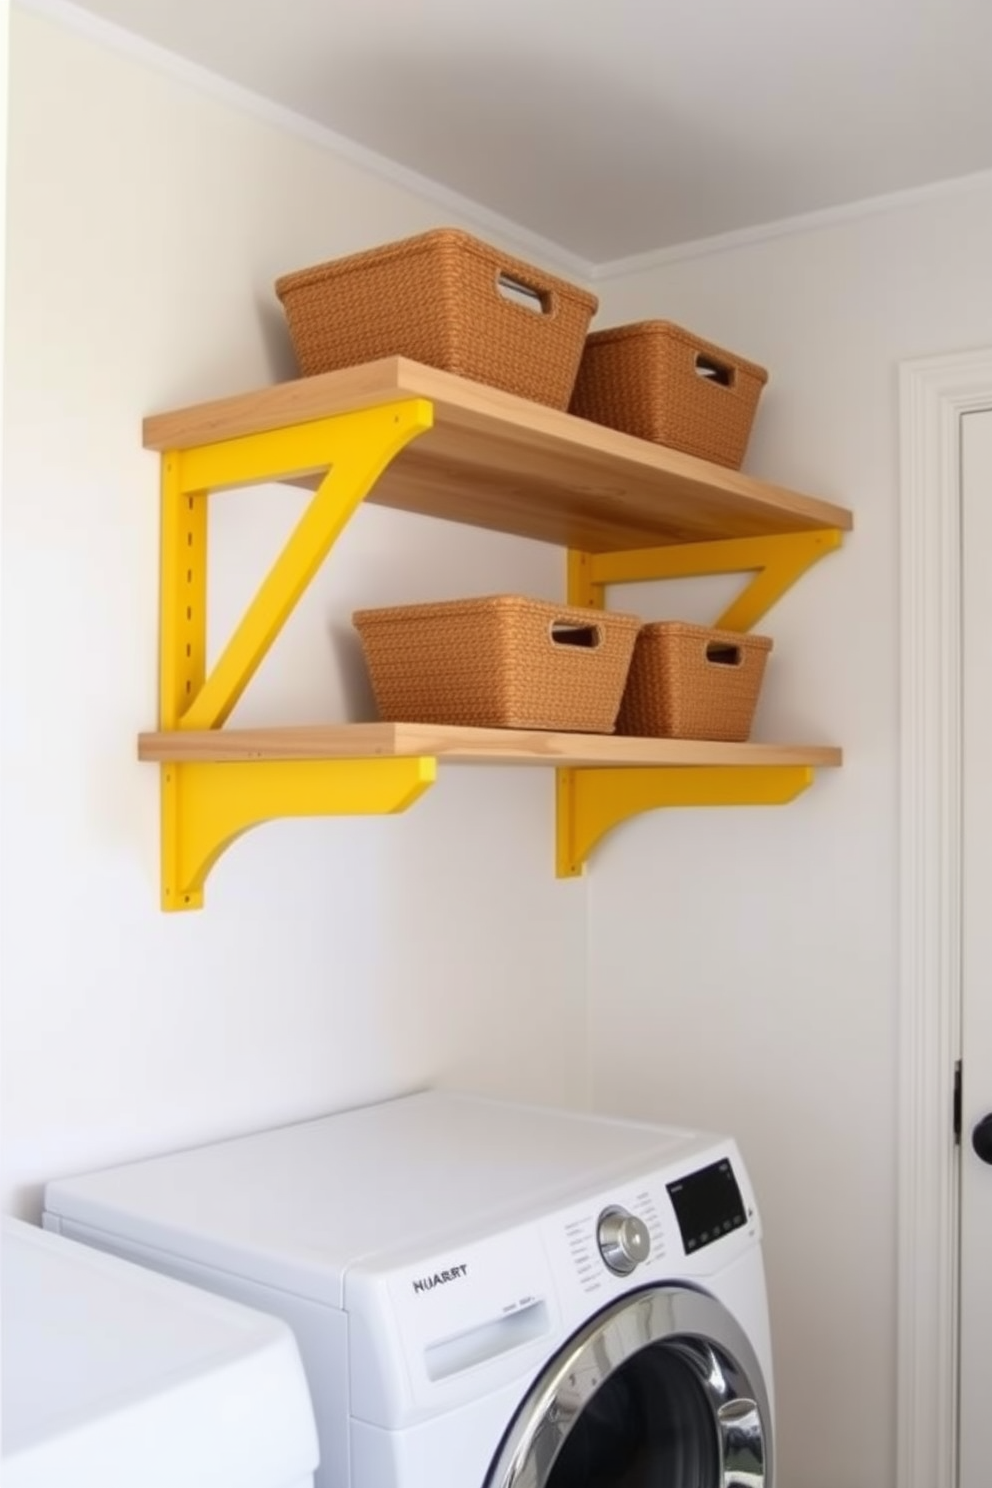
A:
[331,624,378,720]
[255,293,300,384]
[8,1185,46,1224]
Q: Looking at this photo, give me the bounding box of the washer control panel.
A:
[555,1146,755,1300]
[596,1206,651,1275]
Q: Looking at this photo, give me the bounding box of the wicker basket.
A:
[276,229,599,409]
[569,321,768,469]
[617,622,773,741]
[353,595,641,733]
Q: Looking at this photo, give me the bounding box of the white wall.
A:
[588,179,992,1488]
[0,8,591,1213]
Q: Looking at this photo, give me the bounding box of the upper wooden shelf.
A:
[138,721,843,769]
[144,358,853,553]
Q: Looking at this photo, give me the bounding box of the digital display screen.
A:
[666,1159,747,1253]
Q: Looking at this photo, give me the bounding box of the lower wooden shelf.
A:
[139,722,841,910]
[138,721,842,769]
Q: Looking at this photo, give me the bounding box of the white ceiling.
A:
[56,0,992,264]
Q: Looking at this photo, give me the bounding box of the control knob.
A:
[597,1206,651,1275]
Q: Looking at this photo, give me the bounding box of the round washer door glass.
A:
[486,1285,771,1488]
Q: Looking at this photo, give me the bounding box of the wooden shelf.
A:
[142,362,850,908]
[138,722,843,770]
[144,357,853,553]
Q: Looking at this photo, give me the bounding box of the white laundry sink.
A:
[1,1216,319,1488]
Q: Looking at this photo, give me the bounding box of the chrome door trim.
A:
[485,1284,772,1488]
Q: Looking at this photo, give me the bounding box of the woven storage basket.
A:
[616,622,773,741]
[570,320,768,469]
[353,595,641,733]
[275,229,599,410]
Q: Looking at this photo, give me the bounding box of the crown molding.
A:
[14,0,595,283]
[591,167,992,280]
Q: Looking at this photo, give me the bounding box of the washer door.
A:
[485,1285,771,1488]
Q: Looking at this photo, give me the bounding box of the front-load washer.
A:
[2,1216,319,1488]
[42,1091,774,1488]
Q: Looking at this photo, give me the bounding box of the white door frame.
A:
[898,346,992,1488]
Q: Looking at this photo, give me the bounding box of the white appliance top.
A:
[43,1091,738,1308]
[1,1217,319,1488]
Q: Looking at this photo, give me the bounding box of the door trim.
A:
[898,346,992,1488]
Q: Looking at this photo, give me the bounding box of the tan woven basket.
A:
[569,320,768,469]
[276,229,599,409]
[353,595,641,733]
[617,622,773,741]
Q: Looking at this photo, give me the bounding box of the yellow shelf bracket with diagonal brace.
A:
[557,529,844,876]
[156,398,436,911]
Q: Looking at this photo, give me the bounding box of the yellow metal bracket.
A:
[162,757,436,912]
[557,529,843,876]
[156,398,436,911]
[557,766,813,878]
[568,529,844,628]
[164,401,434,731]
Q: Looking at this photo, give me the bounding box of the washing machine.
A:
[42,1091,774,1488]
[2,1216,319,1488]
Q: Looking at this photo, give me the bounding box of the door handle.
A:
[973,1114,992,1164]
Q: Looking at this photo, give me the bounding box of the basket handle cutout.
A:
[550,621,602,649]
[497,272,553,316]
[705,641,743,666]
[695,352,736,388]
